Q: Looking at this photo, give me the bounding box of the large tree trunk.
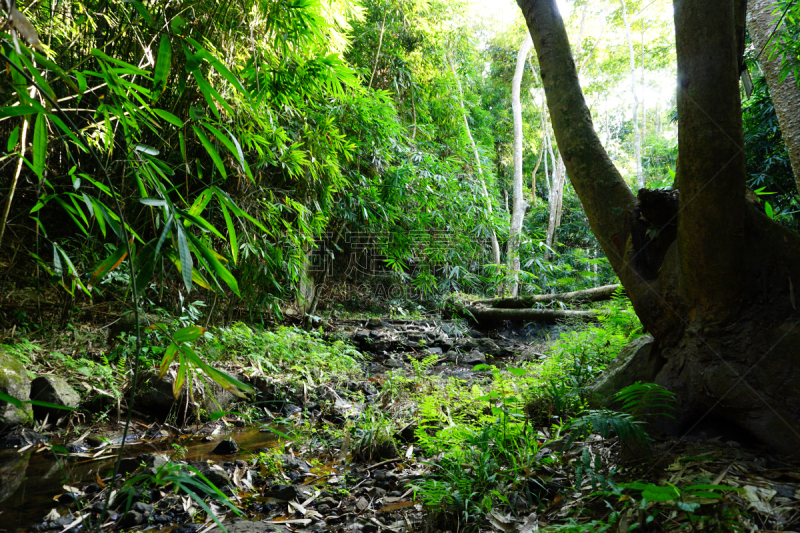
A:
[517,0,800,456]
[747,0,800,194]
[510,35,533,297]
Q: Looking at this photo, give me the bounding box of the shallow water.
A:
[0,426,283,532]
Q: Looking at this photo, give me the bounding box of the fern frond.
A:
[566,409,649,447]
[615,382,677,418]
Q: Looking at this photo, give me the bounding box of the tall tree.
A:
[620,0,644,189]
[447,54,502,267]
[517,0,800,455]
[510,35,533,296]
[748,0,800,194]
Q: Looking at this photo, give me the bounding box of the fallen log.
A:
[458,306,604,324]
[472,284,621,309]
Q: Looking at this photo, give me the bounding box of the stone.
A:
[0,427,48,448]
[355,496,370,511]
[425,347,443,356]
[57,492,80,504]
[458,349,486,367]
[354,330,371,345]
[189,462,231,489]
[118,453,168,475]
[587,335,663,407]
[262,484,308,501]
[383,359,404,368]
[212,438,238,455]
[366,318,385,330]
[118,510,144,527]
[364,486,387,500]
[131,502,154,517]
[207,518,288,533]
[332,397,363,419]
[29,376,80,423]
[0,450,30,504]
[0,349,32,427]
[279,455,310,474]
[135,370,238,420]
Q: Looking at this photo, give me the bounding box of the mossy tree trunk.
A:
[517,0,800,455]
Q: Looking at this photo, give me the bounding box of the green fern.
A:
[566,382,676,447]
[566,409,648,447]
[614,381,677,418]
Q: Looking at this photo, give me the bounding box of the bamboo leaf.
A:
[152,34,172,98]
[33,113,47,180]
[158,342,178,378]
[192,126,226,179]
[176,208,224,239]
[187,189,214,218]
[191,70,233,117]
[0,104,46,118]
[220,203,238,265]
[17,53,55,100]
[89,243,128,287]
[90,49,150,77]
[176,225,193,293]
[226,128,253,181]
[173,325,206,343]
[154,215,173,258]
[185,37,249,97]
[7,126,20,152]
[133,239,158,294]
[185,232,239,296]
[48,114,88,151]
[174,349,186,399]
[0,390,23,408]
[153,108,182,127]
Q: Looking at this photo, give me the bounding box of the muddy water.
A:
[0,427,284,531]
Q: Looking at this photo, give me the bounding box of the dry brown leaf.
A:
[9,7,42,50]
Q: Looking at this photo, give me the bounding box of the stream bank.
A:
[1,315,800,533]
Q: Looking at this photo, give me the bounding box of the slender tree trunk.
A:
[747,0,800,193]
[368,8,388,89]
[447,54,502,266]
[510,35,533,297]
[518,0,800,456]
[530,135,545,203]
[620,0,643,189]
[543,111,565,260]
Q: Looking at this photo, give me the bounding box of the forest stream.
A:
[2,316,800,533]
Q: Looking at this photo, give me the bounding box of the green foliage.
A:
[565,382,676,450]
[209,323,364,380]
[352,406,397,461]
[741,76,799,226]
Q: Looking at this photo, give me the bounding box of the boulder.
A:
[332,397,363,419]
[135,370,237,420]
[366,318,386,330]
[212,438,238,455]
[208,518,288,533]
[587,335,664,407]
[0,349,32,427]
[189,462,231,489]
[262,484,311,501]
[0,427,49,448]
[278,454,311,474]
[458,349,487,367]
[0,450,30,504]
[29,376,80,422]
